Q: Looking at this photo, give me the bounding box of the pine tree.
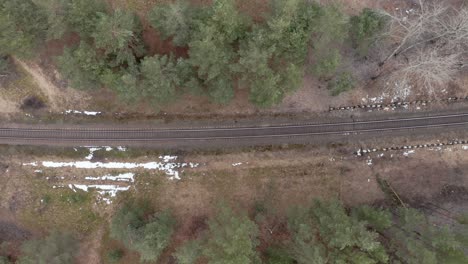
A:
[203,205,260,264]
[0,0,48,58]
[110,203,175,263]
[148,0,198,47]
[92,9,144,69]
[67,0,107,37]
[34,0,70,40]
[56,41,106,90]
[288,200,389,264]
[389,207,468,264]
[139,55,183,106]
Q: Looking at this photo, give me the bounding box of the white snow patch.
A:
[403,150,415,156]
[85,173,135,183]
[366,157,373,166]
[65,110,102,116]
[23,156,199,180]
[232,163,243,167]
[34,170,43,173]
[82,146,127,160]
[463,146,468,150]
[69,184,131,204]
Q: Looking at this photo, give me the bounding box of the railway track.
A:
[1,113,468,147]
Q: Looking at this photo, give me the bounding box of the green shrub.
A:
[328,72,355,96]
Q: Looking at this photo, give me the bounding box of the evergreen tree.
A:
[148,0,199,47]
[132,211,175,262]
[350,8,386,55]
[110,203,175,263]
[203,205,260,264]
[288,200,389,264]
[0,0,48,58]
[310,4,349,78]
[390,207,468,264]
[139,55,186,106]
[92,9,145,69]
[187,0,249,104]
[34,0,70,40]
[56,41,106,90]
[352,205,392,232]
[67,0,107,37]
[18,231,78,264]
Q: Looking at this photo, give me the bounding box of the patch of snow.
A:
[82,146,127,160]
[116,146,127,151]
[366,157,373,166]
[463,146,468,150]
[65,110,102,116]
[24,156,199,180]
[85,173,135,183]
[69,184,130,204]
[403,150,415,156]
[34,170,43,173]
[159,155,177,162]
[232,163,243,167]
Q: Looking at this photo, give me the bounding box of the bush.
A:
[18,231,78,264]
[328,72,355,96]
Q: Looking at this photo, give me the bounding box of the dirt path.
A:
[13,59,89,111]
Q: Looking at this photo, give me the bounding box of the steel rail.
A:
[0,113,467,147]
[1,112,468,133]
[0,121,467,142]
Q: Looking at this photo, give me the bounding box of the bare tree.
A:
[391,50,461,95]
[379,0,468,96]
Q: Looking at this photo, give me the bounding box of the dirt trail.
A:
[13,59,89,111]
[0,96,17,113]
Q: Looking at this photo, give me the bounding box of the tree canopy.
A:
[203,205,260,264]
[110,203,175,263]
